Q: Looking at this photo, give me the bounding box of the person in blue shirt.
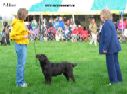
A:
[99,9,122,85]
[58,17,65,30]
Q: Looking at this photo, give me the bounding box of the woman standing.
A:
[10,8,34,87]
[89,17,98,46]
[99,9,122,85]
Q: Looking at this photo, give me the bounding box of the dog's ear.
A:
[36,54,49,63]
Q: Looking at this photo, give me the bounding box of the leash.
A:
[33,34,43,63]
[33,16,44,63]
[33,38,37,63]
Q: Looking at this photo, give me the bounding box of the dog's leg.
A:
[63,73,69,81]
[68,71,75,82]
[47,77,51,84]
[70,74,75,82]
[45,75,52,85]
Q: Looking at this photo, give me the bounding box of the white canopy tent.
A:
[0,0,127,23]
[1,0,126,16]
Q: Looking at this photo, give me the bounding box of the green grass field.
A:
[0,41,127,94]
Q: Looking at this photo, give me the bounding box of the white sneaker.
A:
[17,83,28,87]
[108,83,112,86]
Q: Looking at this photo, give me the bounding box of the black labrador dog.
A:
[36,54,77,84]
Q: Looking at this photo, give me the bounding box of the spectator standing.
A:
[89,18,98,46]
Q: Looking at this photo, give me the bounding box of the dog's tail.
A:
[72,63,77,67]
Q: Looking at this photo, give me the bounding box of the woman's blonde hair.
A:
[17,8,28,20]
[100,9,112,20]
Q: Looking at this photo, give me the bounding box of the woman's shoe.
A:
[17,82,28,87]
